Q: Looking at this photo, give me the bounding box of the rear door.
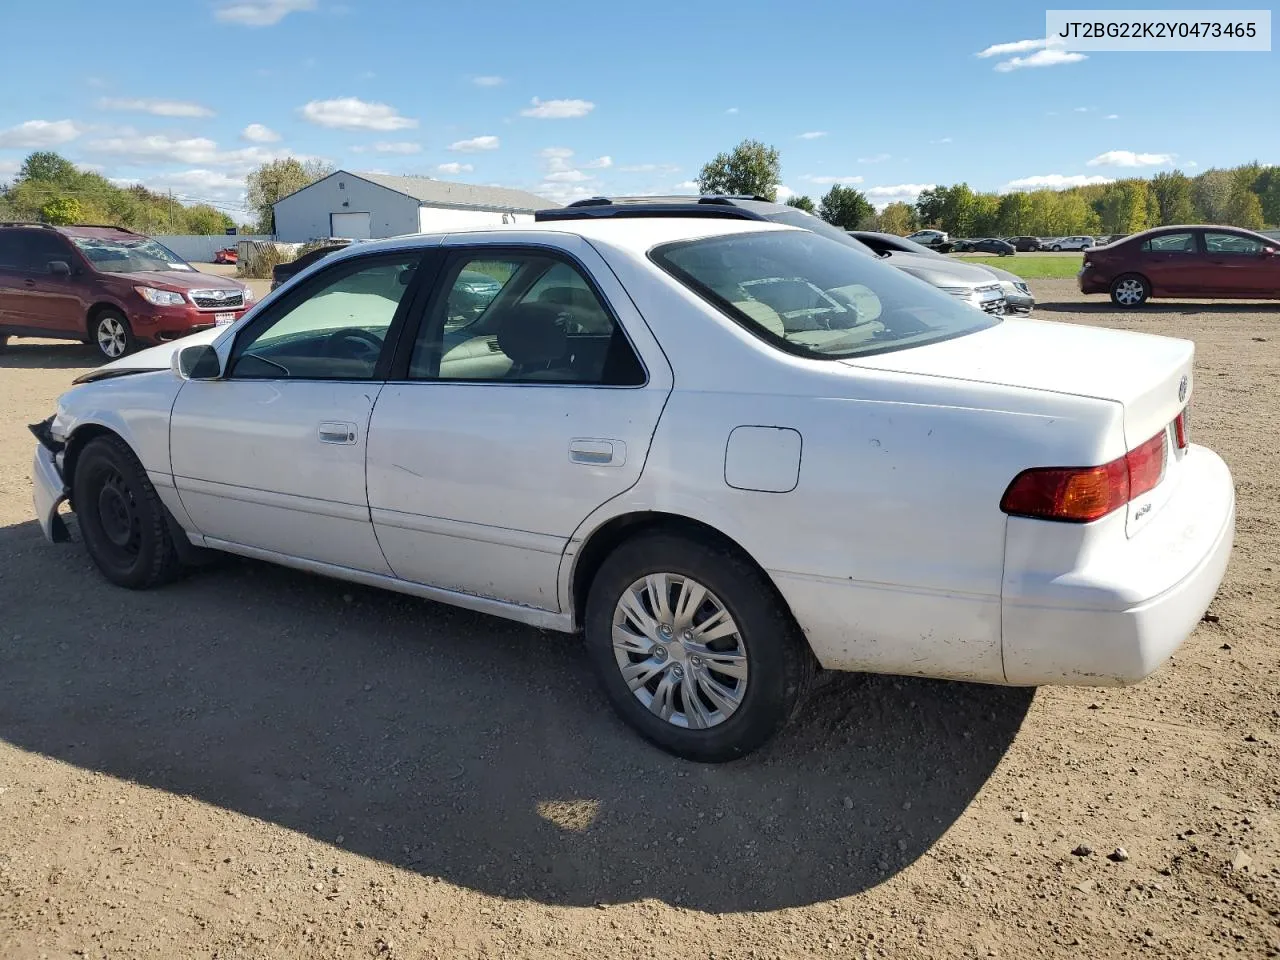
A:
[366,235,673,611]
[18,231,84,333]
[0,230,27,331]
[1138,230,1202,294]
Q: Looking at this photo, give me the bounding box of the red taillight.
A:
[1173,409,1189,449]
[1001,430,1168,523]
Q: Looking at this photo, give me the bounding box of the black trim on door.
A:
[223,247,440,381]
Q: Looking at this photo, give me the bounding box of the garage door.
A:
[330,212,371,240]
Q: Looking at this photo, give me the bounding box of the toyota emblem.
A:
[1177,375,1188,403]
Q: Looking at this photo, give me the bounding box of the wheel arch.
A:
[85,300,128,337]
[565,509,799,634]
[62,423,128,509]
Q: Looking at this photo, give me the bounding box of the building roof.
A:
[351,171,558,212]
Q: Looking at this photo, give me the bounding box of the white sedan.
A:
[30,218,1235,762]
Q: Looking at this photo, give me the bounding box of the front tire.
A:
[584,531,813,762]
[72,435,183,589]
[1110,273,1150,308]
[0,334,8,354]
[91,308,134,361]
[1051,244,1063,252]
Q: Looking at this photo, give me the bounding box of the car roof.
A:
[55,225,147,242]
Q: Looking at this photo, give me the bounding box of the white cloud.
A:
[85,133,315,173]
[619,162,680,174]
[539,146,574,159]
[534,182,597,204]
[472,75,504,87]
[582,155,612,169]
[97,97,214,118]
[545,169,590,183]
[149,168,247,201]
[865,183,936,207]
[241,123,280,143]
[674,180,700,190]
[353,141,421,154]
[1105,114,1120,120]
[448,135,500,152]
[775,184,796,201]
[436,162,473,175]
[1002,173,1116,191]
[1186,160,1199,168]
[300,97,416,131]
[995,48,1087,72]
[0,119,82,149]
[797,131,827,140]
[858,153,891,163]
[215,0,315,26]
[1073,106,1090,113]
[976,38,1049,58]
[520,97,595,119]
[1086,150,1175,168]
[802,174,864,185]
[0,157,20,180]
[930,137,953,144]
[725,107,739,115]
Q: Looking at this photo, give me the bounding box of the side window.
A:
[230,254,420,381]
[1141,232,1196,253]
[1204,232,1263,256]
[410,252,645,385]
[23,233,73,273]
[0,231,26,270]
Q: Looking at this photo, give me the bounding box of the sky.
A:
[1,0,1276,219]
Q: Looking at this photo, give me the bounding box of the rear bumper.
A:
[31,442,70,543]
[1077,267,1109,295]
[1002,445,1235,685]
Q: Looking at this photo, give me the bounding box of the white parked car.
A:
[1050,236,1096,252]
[31,219,1235,761]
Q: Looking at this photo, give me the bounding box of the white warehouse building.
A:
[272,170,557,242]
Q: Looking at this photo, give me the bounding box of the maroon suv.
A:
[0,223,254,359]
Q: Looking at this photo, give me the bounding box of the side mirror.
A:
[49,260,71,277]
[173,343,222,380]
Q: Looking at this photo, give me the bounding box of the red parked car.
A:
[213,247,238,264]
[1080,225,1280,307]
[0,223,254,359]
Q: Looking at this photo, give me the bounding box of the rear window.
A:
[651,229,999,359]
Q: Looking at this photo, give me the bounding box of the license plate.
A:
[214,312,236,325]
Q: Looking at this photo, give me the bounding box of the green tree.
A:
[969,193,1002,236]
[1225,172,1265,229]
[915,187,946,228]
[1150,171,1196,225]
[1254,166,1280,226]
[996,192,1032,235]
[939,183,977,236]
[877,201,917,235]
[1192,169,1233,223]
[181,203,235,235]
[18,151,80,185]
[785,195,816,213]
[246,157,334,233]
[696,139,781,201]
[818,184,874,230]
[40,196,82,225]
[1099,180,1153,234]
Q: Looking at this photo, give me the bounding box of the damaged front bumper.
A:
[29,416,70,543]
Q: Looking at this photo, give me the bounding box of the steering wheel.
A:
[323,326,384,362]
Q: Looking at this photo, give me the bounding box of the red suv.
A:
[0,223,254,360]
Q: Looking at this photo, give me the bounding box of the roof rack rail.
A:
[0,221,58,229]
[68,223,138,232]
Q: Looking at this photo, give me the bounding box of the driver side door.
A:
[169,250,428,573]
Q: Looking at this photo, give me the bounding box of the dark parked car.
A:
[0,223,253,359]
[951,238,1016,256]
[1007,236,1044,252]
[1079,225,1280,307]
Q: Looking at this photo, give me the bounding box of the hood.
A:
[976,263,1023,284]
[881,251,999,287]
[73,326,225,384]
[845,317,1192,447]
[104,268,247,293]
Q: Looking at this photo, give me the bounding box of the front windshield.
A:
[651,229,999,359]
[70,236,194,273]
[759,208,879,257]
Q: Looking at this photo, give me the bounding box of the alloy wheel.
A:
[1114,279,1145,305]
[97,316,128,358]
[611,572,749,730]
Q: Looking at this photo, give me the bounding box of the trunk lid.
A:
[845,318,1193,535]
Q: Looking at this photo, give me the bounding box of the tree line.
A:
[697,139,1280,236]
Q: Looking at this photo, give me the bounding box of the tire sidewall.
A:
[1110,274,1149,308]
[73,438,164,587]
[583,533,805,762]
[92,309,134,361]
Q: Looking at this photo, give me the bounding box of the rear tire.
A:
[584,531,814,762]
[72,435,183,589]
[91,308,134,361]
[0,334,8,354]
[1110,273,1150,308]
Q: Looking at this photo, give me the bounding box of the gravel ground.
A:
[1,279,1277,959]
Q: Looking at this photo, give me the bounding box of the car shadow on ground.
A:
[0,339,96,371]
[1035,299,1276,316]
[0,518,1033,912]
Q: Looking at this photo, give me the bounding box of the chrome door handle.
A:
[569,438,626,466]
[318,421,358,444]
